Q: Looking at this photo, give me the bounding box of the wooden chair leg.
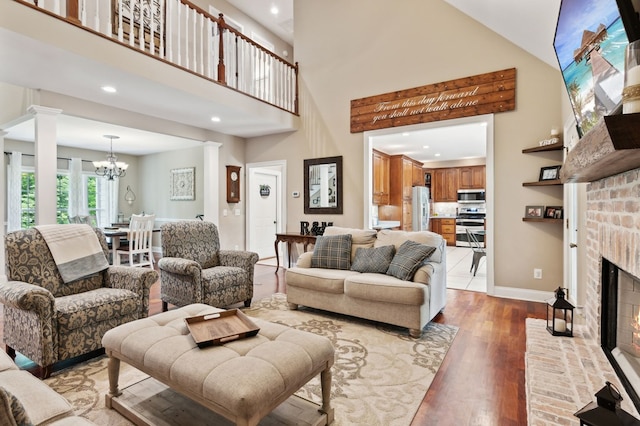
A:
[162,301,168,312]
[244,299,252,308]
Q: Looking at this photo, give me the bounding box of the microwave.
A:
[457,189,485,203]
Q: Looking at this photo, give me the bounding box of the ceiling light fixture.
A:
[93,135,128,180]
[435,153,441,157]
[270,5,279,15]
[402,132,410,136]
[101,86,117,93]
[211,116,221,122]
[423,145,430,149]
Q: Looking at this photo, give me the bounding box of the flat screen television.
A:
[554,0,640,137]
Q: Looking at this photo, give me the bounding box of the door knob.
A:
[569,243,577,248]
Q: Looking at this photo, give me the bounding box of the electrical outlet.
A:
[534,268,542,279]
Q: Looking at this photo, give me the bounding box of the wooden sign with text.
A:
[350,68,516,133]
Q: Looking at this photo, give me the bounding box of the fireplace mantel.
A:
[561,113,640,183]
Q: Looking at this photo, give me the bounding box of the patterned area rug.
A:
[45,294,458,426]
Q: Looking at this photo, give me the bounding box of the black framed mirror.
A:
[304,156,343,214]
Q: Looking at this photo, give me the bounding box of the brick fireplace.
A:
[584,167,640,409]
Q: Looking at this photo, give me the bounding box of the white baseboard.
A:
[492,286,554,303]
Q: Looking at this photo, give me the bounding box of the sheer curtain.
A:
[68,157,88,219]
[7,152,22,232]
[96,178,119,228]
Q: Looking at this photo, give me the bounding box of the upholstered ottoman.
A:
[102,303,335,426]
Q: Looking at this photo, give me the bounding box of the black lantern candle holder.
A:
[546,287,574,337]
[575,381,640,425]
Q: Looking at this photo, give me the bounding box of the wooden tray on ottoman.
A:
[185,309,260,348]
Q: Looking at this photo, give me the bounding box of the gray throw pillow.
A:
[386,240,436,281]
[311,234,352,270]
[350,245,396,273]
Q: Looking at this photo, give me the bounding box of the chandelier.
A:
[93,135,128,180]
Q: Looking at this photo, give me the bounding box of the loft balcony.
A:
[0,0,299,138]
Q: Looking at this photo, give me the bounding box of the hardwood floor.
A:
[2,263,547,425]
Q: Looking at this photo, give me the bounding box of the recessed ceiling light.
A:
[211,116,221,122]
[270,5,279,15]
[423,145,429,149]
[435,153,441,157]
[402,132,410,136]
[101,86,117,93]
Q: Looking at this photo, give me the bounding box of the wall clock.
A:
[226,165,241,203]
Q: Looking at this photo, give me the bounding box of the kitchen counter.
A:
[372,221,401,230]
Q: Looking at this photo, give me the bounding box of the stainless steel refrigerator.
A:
[412,186,430,231]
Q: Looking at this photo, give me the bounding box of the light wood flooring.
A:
[1,261,547,425]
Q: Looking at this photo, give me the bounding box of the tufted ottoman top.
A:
[102,303,335,422]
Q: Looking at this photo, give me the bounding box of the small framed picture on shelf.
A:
[544,206,563,219]
[525,205,544,218]
[539,165,562,181]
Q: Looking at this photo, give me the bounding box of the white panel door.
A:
[249,172,278,259]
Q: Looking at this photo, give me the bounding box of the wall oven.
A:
[456,207,486,247]
[457,189,485,204]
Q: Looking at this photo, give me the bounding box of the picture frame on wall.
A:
[170,167,195,200]
[525,205,544,219]
[539,165,562,181]
[544,206,564,219]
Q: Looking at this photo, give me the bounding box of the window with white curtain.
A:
[16,168,108,229]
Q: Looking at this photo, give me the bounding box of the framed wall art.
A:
[539,165,562,181]
[170,167,195,201]
[525,205,544,219]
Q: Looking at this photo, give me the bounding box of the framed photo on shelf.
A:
[539,165,562,181]
[544,206,563,219]
[525,205,544,219]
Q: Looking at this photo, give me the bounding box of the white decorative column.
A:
[28,105,62,225]
[0,131,6,282]
[203,141,221,225]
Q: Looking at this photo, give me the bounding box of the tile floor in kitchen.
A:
[444,245,486,293]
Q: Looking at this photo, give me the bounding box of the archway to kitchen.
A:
[363,114,494,295]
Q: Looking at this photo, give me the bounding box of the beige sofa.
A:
[0,350,96,425]
[285,227,447,337]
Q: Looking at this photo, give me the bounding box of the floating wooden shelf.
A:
[522,141,564,153]
[522,218,563,223]
[522,179,562,186]
[561,113,640,183]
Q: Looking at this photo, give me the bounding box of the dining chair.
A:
[114,214,155,268]
[466,228,486,276]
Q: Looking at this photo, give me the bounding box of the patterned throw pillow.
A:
[310,234,352,270]
[386,240,436,281]
[0,386,33,426]
[350,245,396,273]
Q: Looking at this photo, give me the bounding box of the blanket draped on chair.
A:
[35,224,109,283]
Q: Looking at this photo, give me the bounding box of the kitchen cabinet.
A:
[458,165,485,189]
[389,154,423,230]
[521,140,563,223]
[432,168,458,202]
[372,149,390,205]
[430,217,456,246]
[412,162,424,186]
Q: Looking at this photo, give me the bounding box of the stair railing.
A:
[18,0,299,114]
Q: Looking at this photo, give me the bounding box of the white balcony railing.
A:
[18,0,299,114]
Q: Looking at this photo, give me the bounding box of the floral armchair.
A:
[158,221,258,311]
[0,227,158,378]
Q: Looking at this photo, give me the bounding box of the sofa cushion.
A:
[0,386,33,426]
[375,229,444,263]
[310,234,352,270]
[285,267,359,293]
[350,245,396,273]
[386,240,436,281]
[344,274,426,305]
[0,370,73,425]
[324,227,377,261]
